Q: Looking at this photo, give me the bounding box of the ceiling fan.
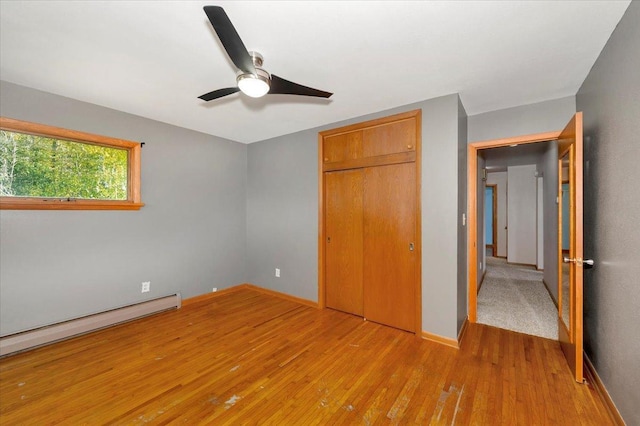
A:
[198,6,333,102]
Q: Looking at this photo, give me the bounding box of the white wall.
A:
[486,172,507,257]
[507,165,537,265]
[537,176,544,270]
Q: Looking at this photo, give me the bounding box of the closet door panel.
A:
[363,163,416,332]
[362,119,415,157]
[323,131,363,163]
[325,170,364,315]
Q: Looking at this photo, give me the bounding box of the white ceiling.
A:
[0,1,631,144]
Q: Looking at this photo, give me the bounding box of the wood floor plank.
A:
[0,288,614,425]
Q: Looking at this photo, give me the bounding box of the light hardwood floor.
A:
[0,288,612,424]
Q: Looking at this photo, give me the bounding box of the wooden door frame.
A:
[467,131,561,322]
[484,184,498,257]
[318,109,422,335]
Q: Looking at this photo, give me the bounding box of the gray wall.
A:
[0,83,468,341]
[468,96,576,142]
[0,81,247,336]
[457,98,468,334]
[576,1,640,423]
[247,94,464,339]
[246,131,318,301]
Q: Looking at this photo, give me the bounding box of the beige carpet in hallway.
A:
[477,257,558,340]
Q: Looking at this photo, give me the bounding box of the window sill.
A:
[0,198,145,210]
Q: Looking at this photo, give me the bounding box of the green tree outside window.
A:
[0,130,128,200]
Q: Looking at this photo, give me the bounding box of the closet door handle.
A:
[409,243,414,251]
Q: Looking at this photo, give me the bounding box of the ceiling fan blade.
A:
[198,87,240,101]
[203,6,255,74]
[269,74,333,98]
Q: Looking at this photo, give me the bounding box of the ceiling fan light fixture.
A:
[199,8,332,102]
[237,71,270,98]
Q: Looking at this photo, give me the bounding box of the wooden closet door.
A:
[324,170,364,316]
[363,162,416,332]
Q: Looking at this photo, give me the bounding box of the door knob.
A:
[563,257,594,268]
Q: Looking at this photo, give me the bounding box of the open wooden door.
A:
[557,112,588,383]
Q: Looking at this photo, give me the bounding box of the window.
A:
[0,117,143,210]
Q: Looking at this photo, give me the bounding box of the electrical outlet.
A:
[275,268,280,278]
[212,287,218,292]
[141,281,150,293]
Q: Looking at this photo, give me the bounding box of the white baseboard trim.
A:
[0,294,181,357]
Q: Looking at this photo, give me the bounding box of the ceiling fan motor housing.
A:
[248,51,264,68]
[199,7,332,101]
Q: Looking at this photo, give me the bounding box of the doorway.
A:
[468,131,561,325]
[468,113,586,382]
[484,184,497,257]
[467,112,593,383]
[476,144,558,340]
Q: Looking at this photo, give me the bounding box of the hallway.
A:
[478,257,558,340]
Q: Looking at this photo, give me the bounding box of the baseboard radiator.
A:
[0,293,181,357]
